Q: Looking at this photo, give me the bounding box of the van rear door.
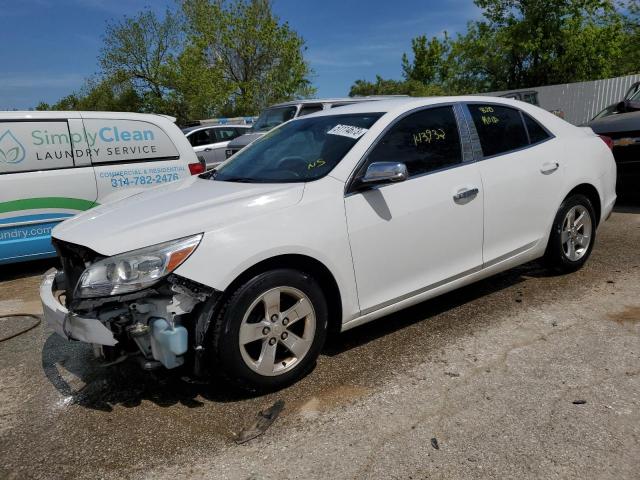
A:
[0,117,98,264]
[82,117,191,204]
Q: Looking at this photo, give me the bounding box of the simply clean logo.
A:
[0,130,26,164]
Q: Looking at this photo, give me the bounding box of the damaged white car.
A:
[41,97,616,391]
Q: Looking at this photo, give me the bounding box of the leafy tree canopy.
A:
[38,0,315,123]
[350,0,639,96]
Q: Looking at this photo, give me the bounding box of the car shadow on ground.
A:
[41,333,256,412]
[613,201,640,214]
[40,260,552,412]
[324,261,543,356]
[0,258,58,283]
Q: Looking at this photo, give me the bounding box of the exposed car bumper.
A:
[40,269,117,346]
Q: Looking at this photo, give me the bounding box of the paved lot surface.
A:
[1,204,639,480]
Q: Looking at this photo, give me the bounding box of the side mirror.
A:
[358,162,408,188]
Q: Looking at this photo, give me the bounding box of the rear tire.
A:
[210,268,328,392]
[544,194,596,273]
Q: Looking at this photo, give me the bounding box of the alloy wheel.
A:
[561,205,592,261]
[238,286,316,376]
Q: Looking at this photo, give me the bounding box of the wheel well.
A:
[566,183,601,226]
[224,254,343,336]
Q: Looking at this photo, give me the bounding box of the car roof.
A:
[268,96,408,108]
[302,95,574,136]
[0,111,177,122]
[305,95,546,116]
[182,124,251,134]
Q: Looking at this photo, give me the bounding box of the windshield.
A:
[593,105,618,120]
[251,106,298,133]
[210,113,383,183]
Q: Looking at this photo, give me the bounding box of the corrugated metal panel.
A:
[484,74,640,125]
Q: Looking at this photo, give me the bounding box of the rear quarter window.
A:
[522,113,551,144]
[82,119,179,164]
[0,120,74,174]
[468,105,529,157]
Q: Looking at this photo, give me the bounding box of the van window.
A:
[330,103,354,108]
[81,119,179,164]
[468,104,529,157]
[251,106,297,133]
[298,105,323,117]
[0,121,74,174]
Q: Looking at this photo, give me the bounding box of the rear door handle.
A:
[204,148,213,152]
[453,187,479,201]
[541,162,559,174]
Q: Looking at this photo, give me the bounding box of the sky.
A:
[0,0,483,110]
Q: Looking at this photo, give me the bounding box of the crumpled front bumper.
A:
[40,269,117,346]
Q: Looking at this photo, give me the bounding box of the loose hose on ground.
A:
[0,314,42,342]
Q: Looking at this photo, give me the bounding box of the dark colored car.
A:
[588,82,640,197]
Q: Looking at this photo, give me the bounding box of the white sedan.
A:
[41,96,616,391]
[182,124,251,168]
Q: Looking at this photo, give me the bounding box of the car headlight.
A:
[75,234,203,298]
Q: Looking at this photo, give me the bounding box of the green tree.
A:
[467,0,629,89]
[350,0,638,96]
[401,34,454,87]
[182,0,315,116]
[38,1,315,122]
[349,76,445,97]
[37,74,144,112]
[99,8,182,106]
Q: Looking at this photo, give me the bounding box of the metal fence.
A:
[484,74,640,125]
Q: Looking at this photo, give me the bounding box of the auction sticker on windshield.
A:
[327,124,368,140]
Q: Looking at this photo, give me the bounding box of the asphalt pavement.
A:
[1,204,639,480]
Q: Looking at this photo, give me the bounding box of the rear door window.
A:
[215,128,241,142]
[82,118,179,164]
[0,120,74,174]
[188,129,214,147]
[468,105,529,157]
[366,106,463,177]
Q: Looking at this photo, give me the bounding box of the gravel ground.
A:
[0,204,638,480]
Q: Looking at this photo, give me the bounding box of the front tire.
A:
[210,268,328,392]
[544,194,596,273]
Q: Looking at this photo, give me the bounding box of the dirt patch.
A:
[297,384,371,416]
[608,305,640,327]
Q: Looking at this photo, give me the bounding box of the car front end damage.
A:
[41,238,220,373]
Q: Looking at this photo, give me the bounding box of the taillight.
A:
[599,135,614,150]
[189,162,205,175]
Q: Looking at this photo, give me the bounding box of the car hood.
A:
[227,132,266,148]
[589,110,640,135]
[53,177,305,256]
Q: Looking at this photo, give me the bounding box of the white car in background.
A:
[182,124,251,169]
[41,96,616,392]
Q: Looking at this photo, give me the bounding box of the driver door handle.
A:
[204,148,213,152]
[453,187,479,201]
[541,162,559,174]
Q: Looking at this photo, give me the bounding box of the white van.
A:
[0,111,203,265]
